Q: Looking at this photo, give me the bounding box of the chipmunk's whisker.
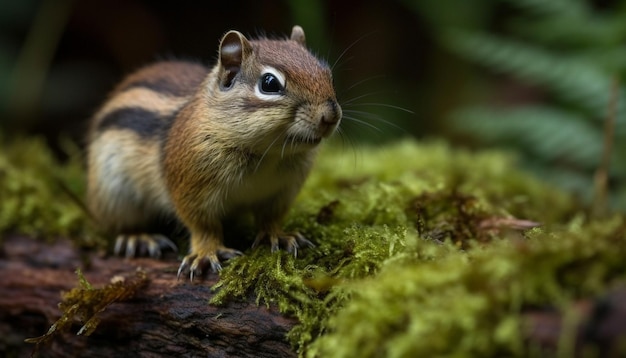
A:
[348,102,414,114]
[341,91,389,106]
[334,125,359,169]
[341,114,384,133]
[256,128,286,172]
[343,109,403,128]
[331,31,378,71]
[342,102,412,134]
[339,75,386,95]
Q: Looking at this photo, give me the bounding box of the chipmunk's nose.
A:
[318,99,341,137]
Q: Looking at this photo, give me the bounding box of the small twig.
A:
[591,77,619,217]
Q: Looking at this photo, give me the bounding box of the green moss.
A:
[4,135,623,356]
[0,135,97,246]
[308,216,626,357]
[212,139,617,356]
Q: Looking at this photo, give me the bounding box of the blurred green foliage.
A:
[0,135,96,245]
[0,0,38,114]
[435,0,626,211]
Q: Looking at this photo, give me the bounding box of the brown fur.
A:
[87,26,341,277]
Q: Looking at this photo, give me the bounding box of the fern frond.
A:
[445,30,626,135]
[575,48,626,73]
[509,14,626,48]
[450,106,626,175]
[503,0,588,18]
[439,0,626,212]
[451,106,626,211]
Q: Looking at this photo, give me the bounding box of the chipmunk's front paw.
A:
[114,233,177,258]
[252,230,315,257]
[177,246,243,281]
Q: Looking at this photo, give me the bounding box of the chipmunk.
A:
[86,25,341,279]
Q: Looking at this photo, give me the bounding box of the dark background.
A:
[0,0,496,143]
[1,0,625,210]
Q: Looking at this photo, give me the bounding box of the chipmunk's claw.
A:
[177,247,243,281]
[114,234,177,258]
[252,231,315,258]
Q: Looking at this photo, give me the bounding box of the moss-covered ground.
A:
[2,136,625,356]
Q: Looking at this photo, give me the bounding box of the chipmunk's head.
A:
[210,25,341,154]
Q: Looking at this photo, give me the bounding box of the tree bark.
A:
[0,235,296,358]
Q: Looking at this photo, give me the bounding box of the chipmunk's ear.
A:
[290,25,306,46]
[218,30,252,90]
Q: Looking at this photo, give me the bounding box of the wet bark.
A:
[0,235,296,358]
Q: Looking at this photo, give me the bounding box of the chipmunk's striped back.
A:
[92,61,207,140]
[87,61,208,233]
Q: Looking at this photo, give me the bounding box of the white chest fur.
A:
[225,156,296,211]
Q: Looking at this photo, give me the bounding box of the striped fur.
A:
[87,60,206,232]
[87,26,341,276]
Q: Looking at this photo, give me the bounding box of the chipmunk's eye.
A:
[255,67,286,100]
[259,73,284,94]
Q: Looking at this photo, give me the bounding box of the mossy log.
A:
[3,235,626,357]
[0,235,296,357]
